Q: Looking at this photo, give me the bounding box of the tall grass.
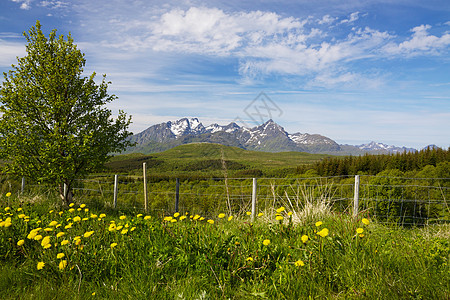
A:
[0,192,449,299]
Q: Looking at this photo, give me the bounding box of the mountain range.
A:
[126,118,419,155]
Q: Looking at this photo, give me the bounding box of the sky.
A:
[0,0,449,149]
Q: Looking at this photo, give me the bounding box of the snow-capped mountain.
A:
[358,141,416,153]
[128,118,416,154]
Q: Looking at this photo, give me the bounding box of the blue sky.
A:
[0,0,449,149]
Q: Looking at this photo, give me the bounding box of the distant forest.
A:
[303,147,450,177]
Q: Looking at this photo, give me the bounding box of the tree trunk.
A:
[59,183,73,205]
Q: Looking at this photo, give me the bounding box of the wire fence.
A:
[4,174,449,226]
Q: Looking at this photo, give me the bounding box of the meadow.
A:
[1,192,449,299]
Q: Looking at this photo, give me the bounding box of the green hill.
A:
[106,143,331,178]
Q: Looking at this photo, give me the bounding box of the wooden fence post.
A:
[143,163,148,213]
[251,178,257,222]
[175,178,180,213]
[21,177,25,194]
[113,174,118,209]
[353,175,360,218]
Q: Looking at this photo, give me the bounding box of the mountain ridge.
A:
[127,117,418,155]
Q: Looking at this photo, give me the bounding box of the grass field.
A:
[1,193,448,299]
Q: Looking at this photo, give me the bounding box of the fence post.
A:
[63,183,67,202]
[143,162,148,213]
[353,175,360,218]
[113,174,118,209]
[251,178,257,222]
[21,177,25,194]
[175,178,180,213]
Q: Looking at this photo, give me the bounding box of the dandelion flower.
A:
[99,213,106,218]
[218,213,225,219]
[17,239,25,246]
[69,203,74,207]
[90,214,98,219]
[246,257,253,261]
[163,216,173,222]
[287,212,293,216]
[68,208,75,213]
[246,211,251,216]
[179,216,187,221]
[43,244,51,249]
[173,212,180,218]
[359,234,364,238]
[315,221,323,227]
[48,221,58,227]
[199,217,205,221]
[83,231,94,238]
[276,206,285,213]
[34,235,43,241]
[136,214,143,218]
[110,243,117,249]
[121,229,128,234]
[207,219,214,224]
[80,204,86,208]
[84,208,89,212]
[362,218,370,225]
[75,239,82,246]
[92,292,96,296]
[64,223,73,229]
[108,224,116,232]
[61,240,69,246]
[57,253,65,259]
[116,225,123,230]
[263,239,270,246]
[301,235,309,243]
[18,214,26,219]
[144,216,151,220]
[317,228,329,238]
[5,192,11,197]
[44,228,53,232]
[73,216,81,222]
[295,260,305,267]
[228,216,233,221]
[59,260,67,270]
[130,227,136,231]
[119,215,126,220]
[356,228,364,234]
[257,212,263,217]
[275,216,284,221]
[193,215,200,220]
[37,262,45,270]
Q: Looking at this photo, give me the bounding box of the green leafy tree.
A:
[0,21,133,203]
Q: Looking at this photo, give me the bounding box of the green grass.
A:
[106,143,332,178]
[0,194,449,299]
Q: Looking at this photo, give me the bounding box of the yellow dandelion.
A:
[83,231,94,238]
[75,239,82,246]
[228,216,233,221]
[5,192,11,197]
[92,292,96,296]
[90,214,98,219]
[116,225,123,230]
[356,228,364,234]
[130,227,136,231]
[69,203,74,207]
[218,213,225,219]
[73,216,81,222]
[287,212,293,216]
[121,229,128,234]
[34,235,43,241]
[99,213,106,218]
[301,235,309,243]
[137,214,143,218]
[64,223,73,229]
[193,215,200,220]
[68,208,75,213]
[84,208,89,212]
[108,224,116,232]
[179,216,187,221]
[119,215,126,220]
[263,239,270,246]
[359,234,365,238]
[61,240,69,246]
[207,219,214,224]
[362,218,370,225]
[43,244,51,249]
[317,228,329,238]
[315,221,323,227]
[173,212,180,218]
[44,228,53,232]
[144,215,151,220]
[110,243,118,248]
[18,214,26,219]
[47,221,58,227]
[199,217,205,221]
[59,260,67,270]
[17,239,25,246]
[295,260,305,267]
[37,262,45,270]
[246,257,253,261]
[80,204,86,208]
[275,215,284,221]
[163,216,173,222]
[82,217,88,221]
[246,211,251,216]
[257,212,263,217]
[57,253,65,259]
[276,206,285,213]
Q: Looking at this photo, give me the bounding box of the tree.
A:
[0,21,133,204]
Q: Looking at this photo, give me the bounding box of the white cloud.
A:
[340,12,360,24]
[11,0,33,10]
[0,39,26,67]
[383,24,450,56]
